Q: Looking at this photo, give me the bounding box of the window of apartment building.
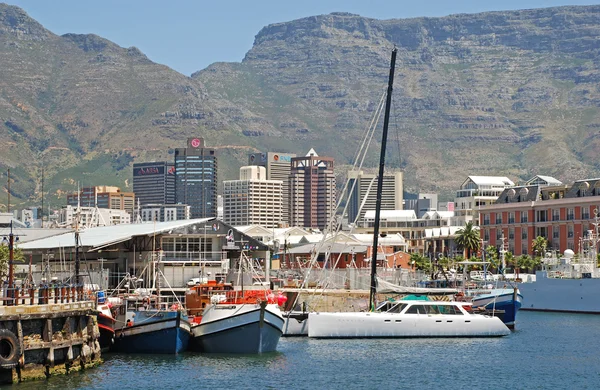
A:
[520,211,528,223]
[568,225,574,238]
[552,209,560,221]
[509,227,515,239]
[484,229,490,241]
[483,215,490,226]
[521,243,528,255]
[553,229,559,239]
[496,229,503,240]
[567,208,574,220]
[496,213,503,224]
[536,210,547,223]
[508,212,515,224]
[582,206,590,220]
[536,227,547,239]
[521,229,527,240]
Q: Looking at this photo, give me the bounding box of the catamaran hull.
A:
[308,311,510,338]
[282,311,309,336]
[192,304,284,353]
[471,289,523,327]
[112,312,191,354]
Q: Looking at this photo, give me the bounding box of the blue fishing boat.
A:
[469,288,522,328]
[111,297,191,354]
[109,250,191,354]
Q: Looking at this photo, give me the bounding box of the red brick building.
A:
[479,179,600,256]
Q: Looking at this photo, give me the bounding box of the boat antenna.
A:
[369,47,397,312]
[41,165,44,228]
[7,168,10,213]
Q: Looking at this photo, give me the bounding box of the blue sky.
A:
[6,0,599,75]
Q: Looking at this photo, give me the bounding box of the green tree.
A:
[515,254,533,276]
[484,245,500,272]
[531,236,548,261]
[0,244,25,281]
[409,253,431,272]
[455,222,480,259]
[504,251,515,272]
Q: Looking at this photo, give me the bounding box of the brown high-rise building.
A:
[289,149,336,230]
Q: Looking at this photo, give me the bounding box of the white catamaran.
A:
[308,48,510,338]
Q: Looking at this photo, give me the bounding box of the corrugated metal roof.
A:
[19,218,212,251]
[0,227,72,243]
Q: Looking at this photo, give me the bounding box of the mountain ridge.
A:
[1,3,600,210]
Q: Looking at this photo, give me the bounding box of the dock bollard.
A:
[30,286,35,305]
[61,286,66,304]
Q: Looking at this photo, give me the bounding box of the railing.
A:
[0,284,89,307]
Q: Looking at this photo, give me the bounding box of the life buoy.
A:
[0,329,21,369]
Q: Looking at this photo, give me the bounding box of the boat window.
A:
[376,302,394,312]
[437,305,463,315]
[389,303,407,313]
[425,305,441,314]
[405,305,425,314]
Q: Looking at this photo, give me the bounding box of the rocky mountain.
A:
[1,3,600,210]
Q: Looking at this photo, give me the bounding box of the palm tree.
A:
[531,236,548,260]
[409,252,430,272]
[485,245,500,272]
[455,221,480,259]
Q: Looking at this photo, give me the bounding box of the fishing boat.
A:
[189,249,285,353]
[95,290,116,350]
[307,48,510,338]
[456,260,523,328]
[110,293,191,354]
[517,248,600,313]
[110,252,191,354]
[190,290,285,353]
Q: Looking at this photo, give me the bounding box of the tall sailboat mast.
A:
[75,211,81,285]
[369,48,397,311]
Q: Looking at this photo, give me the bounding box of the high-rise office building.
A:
[174,137,218,218]
[347,170,403,225]
[289,149,336,230]
[223,166,283,228]
[132,161,176,206]
[248,151,296,225]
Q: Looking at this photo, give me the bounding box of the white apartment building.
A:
[223,166,283,228]
[346,170,403,226]
[139,204,190,222]
[453,176,514,226]
[56,205,131,228]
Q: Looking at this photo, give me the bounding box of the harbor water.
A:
[7,311,600,389]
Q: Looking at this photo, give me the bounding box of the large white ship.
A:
[518,249,600,313]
